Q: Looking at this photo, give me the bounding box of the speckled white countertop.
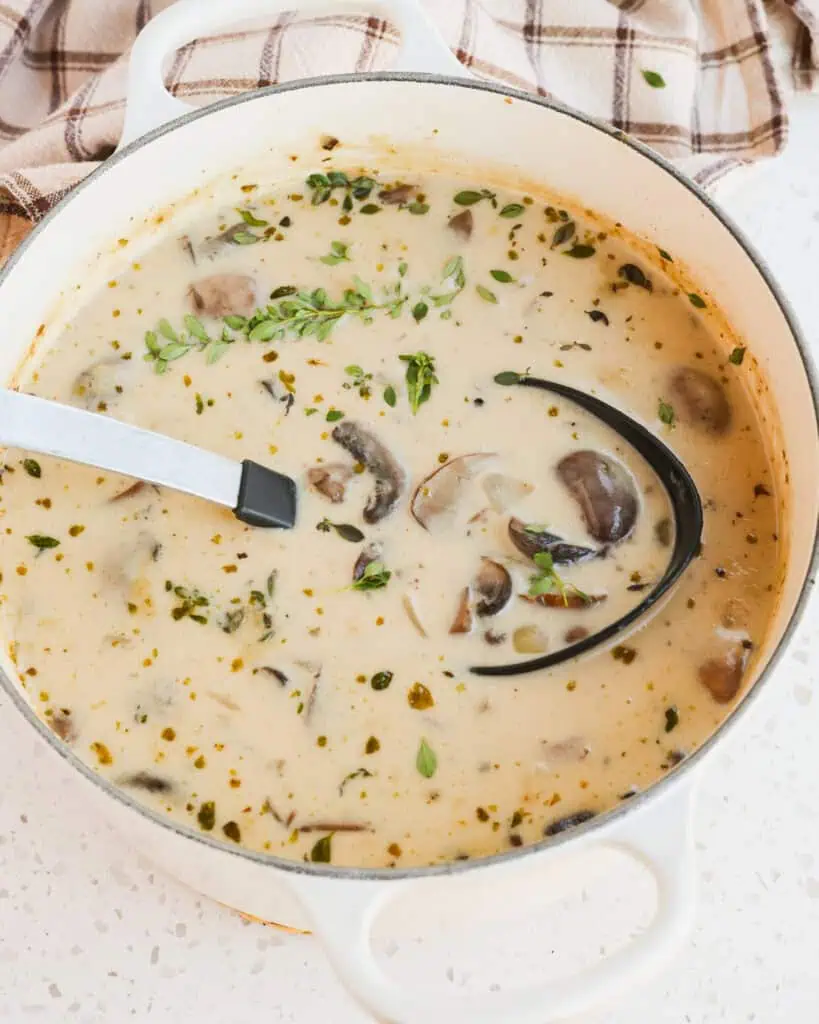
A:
[1,91,818,1024]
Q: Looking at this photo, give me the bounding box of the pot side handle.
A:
[119,0,464,148]
[287,787,697,1024]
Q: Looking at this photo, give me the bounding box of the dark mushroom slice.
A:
[189,274,256,318]
[449,588,473,634]
[698,645,748,703]
[353,543,381,583]
[544,810,596,836]
[508,517,597,565]
[668,367,731,435]
[521,591,606,610]
[378,184,416,205]
[332,421,405,524]
[307,463,353,504]
[448,209,473,241]
[556,450,639,544]
[72,358,134,410]
[118,771,174,794]
[411,453,495,531]
[475,558,512,617]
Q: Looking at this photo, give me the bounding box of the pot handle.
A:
[287,786,697,1024]
[120,0,464,148]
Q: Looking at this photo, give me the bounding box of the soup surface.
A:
[0,167,780,867]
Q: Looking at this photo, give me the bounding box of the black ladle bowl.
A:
[470,375,703,677]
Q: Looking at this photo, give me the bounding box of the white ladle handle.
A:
[0,389,242,510]
[120,0,464,148]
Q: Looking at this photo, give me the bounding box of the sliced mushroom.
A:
[668,367,731,435]
[118,771,174,794]
[353,543,381,583]
[47,710,76,743]
[448,209,473,241]
[402,593,428,637]
[307,463,353,504]
[544,809,596,836]
[332,421,405,524]
[698,645,748,703]
[378,184,416,205]
[513,625,548,654]
[521,591,606,610]
[475,558,512,617]
[482,474,534,514]
[508,517,597,565]
[564,625,589,643]
[411,453,495,531]
[556,451,639,544]
[449,588,473,634]
[72,358,133,410]
[189,274,256,318]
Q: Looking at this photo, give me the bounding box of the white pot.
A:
[1,2,816,1021]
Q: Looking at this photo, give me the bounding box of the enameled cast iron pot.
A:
[1,1,816,1020]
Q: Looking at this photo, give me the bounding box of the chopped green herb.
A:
[343,364,373,397]
[222,821,241,842]
[370,670,394,691]
[729,346,746,365]
[412,301,429,323]
[236,207,268,228]
[310,833,333,862]
[664,706,679,732]
[658,400,675,427]
[476,284,497,303]
[688,292,707,309]
[499,203,525,218]
[619,263,652,291]
[642,69,666,88]
[453,189,495,207]
[408,200,430,215]
[399,351,439,414]
[195,393,204,415]
[612,644,637,664]
[565,244,596,259]
[320,240,351,265]
[383,384,397,408]
[351,560,391,591]
[316,518,365,543]
[397,261,408,277]
[657,247,673,262]
[26,534,59,550]
[360,203,381,215]
[586,309,609,325]
[230,230,260,245]
[528,551,589,606]
[197,801,216,831]
[416,737,437,778]
[325,409,345,422]
[551,221,576,248]
[493,370,523,386]
[339,768,373,795]
[22,459,41,478]
[489,269,514,283]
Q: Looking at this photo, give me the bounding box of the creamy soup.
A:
[0,167,781,867]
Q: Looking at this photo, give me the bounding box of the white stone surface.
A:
[1,97,817,1024]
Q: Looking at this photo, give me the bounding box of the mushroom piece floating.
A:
[377,184,417,205]
[72,358,135,410]
[411,452,495,531]
[556,450,639,545]
[353,543,382,583]
[698,644,749,703]
[521,591,606,610]
[447,209,473,241]
[332,420,405,524]
[508,516,597,565]
[306,463,353,504]
[449,559,512,634]
[188,274,256,318]
[668,367,732,435]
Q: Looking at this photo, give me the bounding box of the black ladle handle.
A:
[470,376,704,677]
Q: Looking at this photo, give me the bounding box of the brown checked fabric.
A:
[0,0,816,262]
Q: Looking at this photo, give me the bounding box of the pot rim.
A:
[1,71,817,883]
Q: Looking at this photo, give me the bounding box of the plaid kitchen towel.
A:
[0,0,816,262]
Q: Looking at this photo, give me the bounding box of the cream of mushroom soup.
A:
[0,168,781,867]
